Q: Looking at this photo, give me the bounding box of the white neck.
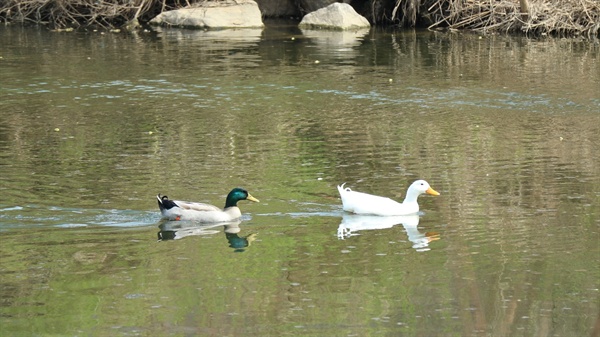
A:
[402,188,421,204]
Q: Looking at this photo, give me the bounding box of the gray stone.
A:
[299,3,370,30]
[150,0,264,29]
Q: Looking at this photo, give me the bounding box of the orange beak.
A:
[426,187,440,196]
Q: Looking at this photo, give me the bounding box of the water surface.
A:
[0,24,598,336]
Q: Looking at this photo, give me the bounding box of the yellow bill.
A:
[426,187,440,196]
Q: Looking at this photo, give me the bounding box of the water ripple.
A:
[0,204,158,230]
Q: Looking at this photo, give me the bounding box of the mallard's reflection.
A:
[158,221,224,241]
[337,214,440,252]
[223,222,257,253]
[158,220,257,252]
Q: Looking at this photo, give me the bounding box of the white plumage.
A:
[337,179,439,216]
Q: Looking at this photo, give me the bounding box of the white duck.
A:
[337,179,439,216]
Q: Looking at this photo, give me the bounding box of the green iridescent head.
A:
[225,188,259,208]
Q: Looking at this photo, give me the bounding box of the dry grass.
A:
[425,0,600,37]
[0,0,155,28]
[0,0,201,29]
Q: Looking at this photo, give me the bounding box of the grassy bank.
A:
[0,0,598,37]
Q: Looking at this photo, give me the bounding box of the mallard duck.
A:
[156,188,259,222]
[337,179,439,216]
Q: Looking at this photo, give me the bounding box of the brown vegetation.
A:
[0,0,191,29]
[424,0,600,37]
[0,0,598,37]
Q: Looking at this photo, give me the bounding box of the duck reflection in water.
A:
[157,220,257,252]
[337,214,440,252]
[223,221,257,253]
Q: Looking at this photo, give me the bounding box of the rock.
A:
[299,3,370,30]
[255,0,299,17]
[296,0,340,14]
[150,0,264,29]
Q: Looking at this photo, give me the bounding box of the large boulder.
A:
[150,0,264,29]
[299,3,370,30]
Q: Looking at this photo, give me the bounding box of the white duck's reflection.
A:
[337,214,440,252]
[158,220,257,252]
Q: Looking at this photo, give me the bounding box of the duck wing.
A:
[173,200,222,212]
[157,194,222,212]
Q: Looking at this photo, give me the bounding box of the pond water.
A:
[0,24,599,336]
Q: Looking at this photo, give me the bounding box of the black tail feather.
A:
[157,194,178,211]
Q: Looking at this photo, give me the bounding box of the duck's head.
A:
[409,180,440,196]
[225,188,260,208]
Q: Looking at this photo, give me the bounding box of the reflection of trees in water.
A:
[2,28,597,213]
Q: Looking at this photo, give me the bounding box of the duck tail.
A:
[157,194,165,211]
[157,194,178,211]
[337,183,351,195]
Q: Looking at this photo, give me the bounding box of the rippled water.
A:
[0,24,598,336]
